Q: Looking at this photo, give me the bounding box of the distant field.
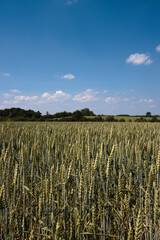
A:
[86,115,160,121]
[51,115,160,122]
[0,122,160,239]
[114,116,160,121]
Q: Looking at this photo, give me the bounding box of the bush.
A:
[150,116,159,122]
[135,117,148,122]
[119,118,126,122]
[105,116,118,122]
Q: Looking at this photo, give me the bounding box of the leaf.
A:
[24,186,35,198]
[41,227,53,234]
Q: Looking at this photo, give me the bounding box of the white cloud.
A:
[3,73,11,77]
[122,89,135,94]
[126,53,153,65]
[3,100,13,105]
[105,97,129,103]
[66,0,77,5]
[62,74,75,80]
[103,90,108,93]
[2,90,21,99]
[149,104,156,108]
[10,89,20,93]
[0,105,4,109]
[145,59,153,65]
[42,90,71,101]
[138,99,154,103]
[105,97,119,103]
[14,95,38,102]
[42,93,50,99]
[156,45,160,53]
[3,93,11,98]
[123,98,129,102]
[73,89,99,102]
[66,1,73,4]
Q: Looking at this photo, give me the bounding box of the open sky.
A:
[0,0,160,115]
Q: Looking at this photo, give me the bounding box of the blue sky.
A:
[0,0,160,115]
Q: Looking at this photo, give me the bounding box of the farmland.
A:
[0,122,160,239]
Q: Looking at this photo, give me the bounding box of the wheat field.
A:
[0,122,159,239]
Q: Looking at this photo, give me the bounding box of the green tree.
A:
[80,108,95,116]
[72,110,83,121]
[146,112,151,117]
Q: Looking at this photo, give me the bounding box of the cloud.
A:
[138,99,154,103]
[122,89,135,94]
[126,53,153,65]
[66,1,73,5]
[145,59,153,65]
[42,90,71,101]
[149,104,156,108]
[14,95,38,103]
[42,93,50,99]
[156,45,160,53]
[3,73,11,77]
[62,74,75,80]
[3,100,12,105]
[66,0,77,5]
[2,90,21,99]
[73,89,99,102]
[123,98,129,102]
[105,97,120,103]
[3,93,11,98]
[103,90,108,93]
[10,89,20,93]
[105,97,129,103]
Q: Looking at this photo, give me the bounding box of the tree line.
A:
[0,108,96,122]
[0,108,160,122]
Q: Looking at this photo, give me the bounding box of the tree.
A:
[80,108,95,116]
[146,112,151,117]
[72,110,83,121]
